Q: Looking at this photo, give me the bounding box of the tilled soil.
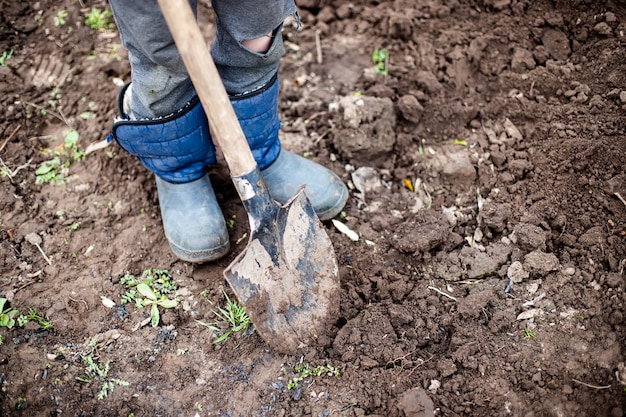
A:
[1,0,625,416]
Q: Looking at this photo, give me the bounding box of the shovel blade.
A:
[224,187,340,354]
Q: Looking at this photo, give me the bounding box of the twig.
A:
[303,111,327,125]
[19,101,70,127]
[315,29,323,65]
[427,286,457,301]
[0,157,33,180]
[0,124,21,153]
[572,378,611,390]
[615,192,626,207]
[387,349,420,367]
[33,242,52,266]
[235,233,247,245]
[407,354,435,377]
[68,296,89,310]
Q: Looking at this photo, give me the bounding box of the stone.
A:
[541,28,571,60]
[511,47,536,72]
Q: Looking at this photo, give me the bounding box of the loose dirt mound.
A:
[1,0,625,416]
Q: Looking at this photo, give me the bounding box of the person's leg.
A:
[108,0,196,119]
[108,0,229,263]
[211,0,348,220]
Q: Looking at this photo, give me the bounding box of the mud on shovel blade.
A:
[225,168,340,354]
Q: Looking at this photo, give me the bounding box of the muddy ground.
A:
[1,0,626,416]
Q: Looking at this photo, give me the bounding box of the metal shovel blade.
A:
[225,170,340,354]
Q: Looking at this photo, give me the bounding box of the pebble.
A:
[594,22,613,36]
[428,379,441,393]
[562,267,576,275]
[605,12,617,23]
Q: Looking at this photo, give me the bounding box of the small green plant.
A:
[16,397,27,411]
[120,269,178,327]
[0,298,20,329]
[36,129,84,184]
[18,307,54,330]
[197,289,250,344]
[0,49,14,67]
[287,362,340,390]
[76,339,129,400]
[35,156,65,184]
[372,48,389,75]
[48,86,62,109]
[54,10,68,27]
[523,326,535,340]
[85,8,115,30]
[0,299,53,345]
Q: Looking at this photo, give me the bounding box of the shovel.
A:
[157,0,341,354]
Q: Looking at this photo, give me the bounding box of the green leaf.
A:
[158,299,178,309]
[137,283,157,301]
[0,298,6,311]
[64,129,79,147]
[212,331,232,344]
[150,303,160,327]
[35,162,56,175]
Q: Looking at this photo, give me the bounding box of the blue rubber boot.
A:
[109,84,229,263]
[231,76,348,220]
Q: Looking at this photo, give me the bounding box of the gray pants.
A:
[109,0,297,119]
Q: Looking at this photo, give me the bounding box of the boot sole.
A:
[169,240,231,263]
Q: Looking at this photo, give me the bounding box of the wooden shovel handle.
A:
[157,0,257,177]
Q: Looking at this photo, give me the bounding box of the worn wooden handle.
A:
[157,0,257,177]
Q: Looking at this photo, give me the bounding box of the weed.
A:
[136,283,178,327]
[197,289,250,344]
[76,339,129,400]
[523,326,535,340]
[371,48,389,76]
[18,307,54,330]
[36,129,84,184]
[120,269,178,327]
[16,397,27,411]
[54,10,68,27]
[85,8,115,30]
[48,86,62,109]
[0,49,14,67]
[0,299,53,345]
[35,156,66,184]
[0,298,20,329]
[286,362,340,390]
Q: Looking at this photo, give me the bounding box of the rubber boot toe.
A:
[155,173,230,263]
[261,150,348,221]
